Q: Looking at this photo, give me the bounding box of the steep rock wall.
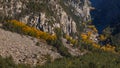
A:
[0,0,91,36]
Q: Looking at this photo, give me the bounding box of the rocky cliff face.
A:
[0,0,91,36]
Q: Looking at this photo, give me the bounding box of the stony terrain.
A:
[0,28,61,65]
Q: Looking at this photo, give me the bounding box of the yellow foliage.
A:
[65,35,72,41]
[88,25,95,29]
[82,22,85,25]
[88,25,98,32]
[81,33,94,44]
[87,31,92,36]
[48,35,57,41]
[93,27,98,32]
[81,34,88,40]
[6,20,56,41]
[81,33,115,52]
[71,39,78,45]
[65,35,78,45]
[101,44,115,52]
[86,39,93,44]
[99,34,107,41]
[92,43,100,49]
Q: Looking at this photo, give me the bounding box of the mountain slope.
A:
[0,27,61,65]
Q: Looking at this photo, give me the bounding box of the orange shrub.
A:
[81,34,88,40]
[92,43,100,49]
[101,44,115,52]
[87,31,92,36]
[88,25,98,32]
[5,20,57,42]
[99,34,107,41]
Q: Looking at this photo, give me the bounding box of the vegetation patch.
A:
[37,51,120,68]
[2,20,56,42]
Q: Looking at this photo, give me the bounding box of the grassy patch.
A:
[37,51,120,68]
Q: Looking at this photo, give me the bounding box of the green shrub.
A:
[0,56,31,68]
[37,51,120,68]
[0,48,120,68]
[51,39,71,57]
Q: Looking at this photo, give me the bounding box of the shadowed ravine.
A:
[90,0,120,33]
